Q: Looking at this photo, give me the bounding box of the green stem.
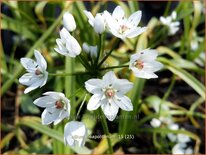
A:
[95,34,102,66]
[163,1,172,16]
[49,71,89,76]
[100,65,129,71]
[1,6,68,95]
[97,39,121,68]
[99,109,113,154]
[65,57,75,121]
[158,75,176,117]
[76,93,88,120]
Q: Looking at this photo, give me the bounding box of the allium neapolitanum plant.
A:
[2,1,205,154]
[19,5,164,151]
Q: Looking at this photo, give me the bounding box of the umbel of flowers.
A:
[19,6,163,149]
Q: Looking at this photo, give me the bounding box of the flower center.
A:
[55,100,64,109]
[105,88,115,98]
[119,25,129,34]
[134,60,144,70]
[35,69,42,75]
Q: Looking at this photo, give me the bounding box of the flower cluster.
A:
[149,99,193,154]
[19,5,163,149]
[160,11,180,35]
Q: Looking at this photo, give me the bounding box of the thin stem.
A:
[98,39,121,68]
[100,65,129,71]
[76,93,88,120]
[99,109,113,154]
[95,34,102,66]
[163,1,172,16]
[49,71,89,76]
[158,75,176,117]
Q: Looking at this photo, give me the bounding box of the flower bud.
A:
[63,12,76,32]
[94,13,105,34]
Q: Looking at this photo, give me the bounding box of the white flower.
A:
[103,6,147,40]
[85,71,133,121]
[150,118,161,128]
[54,28,81,57]
[19,50,48,94]
[160,11,180,35]
[34,92,70,125]
[177,133,191,143]
[83,10,105,34]
[172,143,193,154]
[83,43,97,58]
[167,123,179,142]
[64,121,87,147]
[63,12,76,32]
[129,49,163,79]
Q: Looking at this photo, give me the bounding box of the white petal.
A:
[150,118,161,128]
[94,14,105,34]
[33,96,56,108]
[171,11,177,20]
[126,11,142,27]
[131,67,158,79]
[172,143,185,154]
[40,71,48,87]
[85,79,104,94]
[113,79,133,95]
[90,46,98,58]
[185,147,193,154]
[55,39,68,56]
[103,11,121,37]
[20,58,37,72]
[167,133,177,142]
[63,12,76,32]
[41,108,61,125]
[139,49,158,61]
[60,27,71,40]
[83,10,94,26]
[43,91,64,99]
[19,73,35,86]
[34,50,47,70]
[177,134,190,143]
[101,101,119,121]
[65,35,81,57]
[112,6,125,21]
[64,121,87,147]
[102,71,117,86]
[82,43,90,53]
[87,94,102,111]
[113,96,133,111]
[125,26,147,38]
[54,110,68,125]
[24,78,43,93]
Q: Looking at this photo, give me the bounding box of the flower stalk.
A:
[99,109,114,154]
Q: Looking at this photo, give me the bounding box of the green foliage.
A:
[1,0,205,154]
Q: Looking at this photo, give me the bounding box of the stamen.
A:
[35,69,42,75]
[135,60,144,70]
[105,88,115,98]
[119,25,129,34]
[55,100,64,109]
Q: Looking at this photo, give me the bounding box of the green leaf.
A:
[1,14,36,41]
[159,57,205,99]
[18,117,92,154]
[35,1,48,27]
